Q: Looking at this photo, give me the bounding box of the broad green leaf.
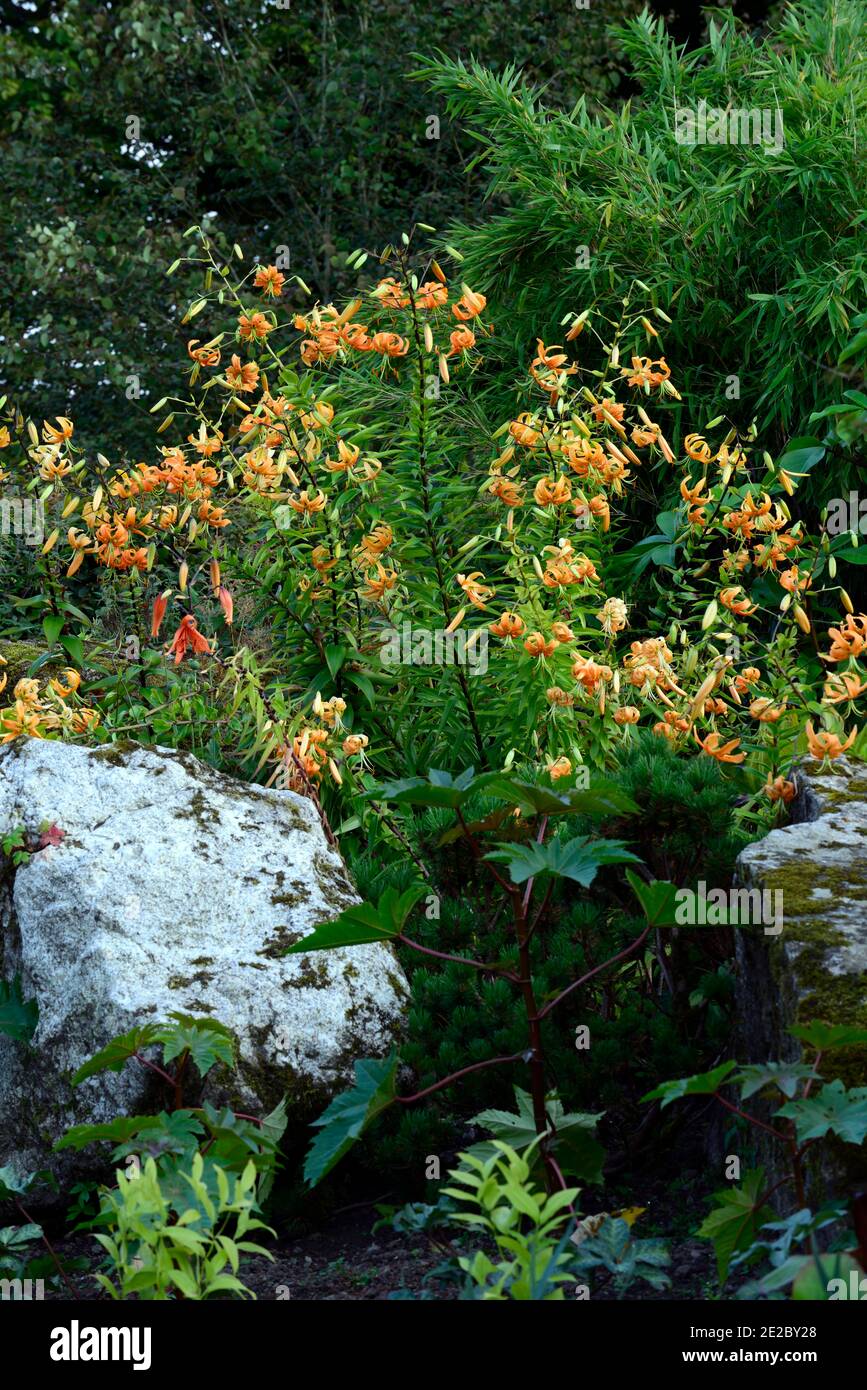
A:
[469,1087,605,1183]
[485,836,640,887]
[698,1170,773,1283]
[793,1253,864,1300]
[734,1062,817,1100]
[481,776,639,818]
[155,1014,235,1075]
[285,884,427,953]
[778,1080,867,1145]
[789,1021,867,1051]
[324,644,346,678]
[42,613,64,647]
[641,1060,737,1108]
[304,1053,398,1187]
[369,767,481,810]
[626,872,682,928]
[59,635,85,666]
[71,1025,160,1084]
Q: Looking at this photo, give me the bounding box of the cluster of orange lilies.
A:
[3,244,864,819]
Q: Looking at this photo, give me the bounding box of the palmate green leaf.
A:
[0,1166,53,1201]
[641,1060,737,1108]
[778,1080,867,1146]
[485,836,641,887]
[55,1110,204,1155]
[367,766,481,809]
[285,884,427,953]
[55,1115,162,1153]
[698,1170,774,1284]
[734,1062,817,1101]
[71,1025,160,1085]
[154,1014,235,1076]
[469,1087,605,1184]
[626,871,682,928]
[0,975,38,1043]
[789,1021,867,1051]
[304,1053,398,1187]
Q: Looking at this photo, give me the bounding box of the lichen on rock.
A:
[733,756,867,1201]
[0,737,408,1188]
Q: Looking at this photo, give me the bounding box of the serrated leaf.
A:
[778,1080,867,1145]
[285,884,427,952]
[697,1169,773,1283]
[155,1014,235,1076]
[304,1053,397,1187]
[71,1026,160,1084]
[789,1021,867,1051]
[641,1060,737,1108]
[485,836,641,887]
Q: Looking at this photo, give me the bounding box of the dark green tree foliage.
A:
[346,738,744,1174]
[0,0,640,456]
[418,2,867,450]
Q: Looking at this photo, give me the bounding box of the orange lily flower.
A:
[720,586,757,617]
[489,612,525,640]
[524,632,559,659]
[823,615,867,663]
[764,775,796,804]
[693,729,746,764]
[166,615,213,665]
[457,571,494,609]
[805,722,857,760]
[253,265,285,298]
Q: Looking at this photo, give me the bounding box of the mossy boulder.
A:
[0,738,408,1189]
[733,756,867,1203]
[0,640,61,690]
